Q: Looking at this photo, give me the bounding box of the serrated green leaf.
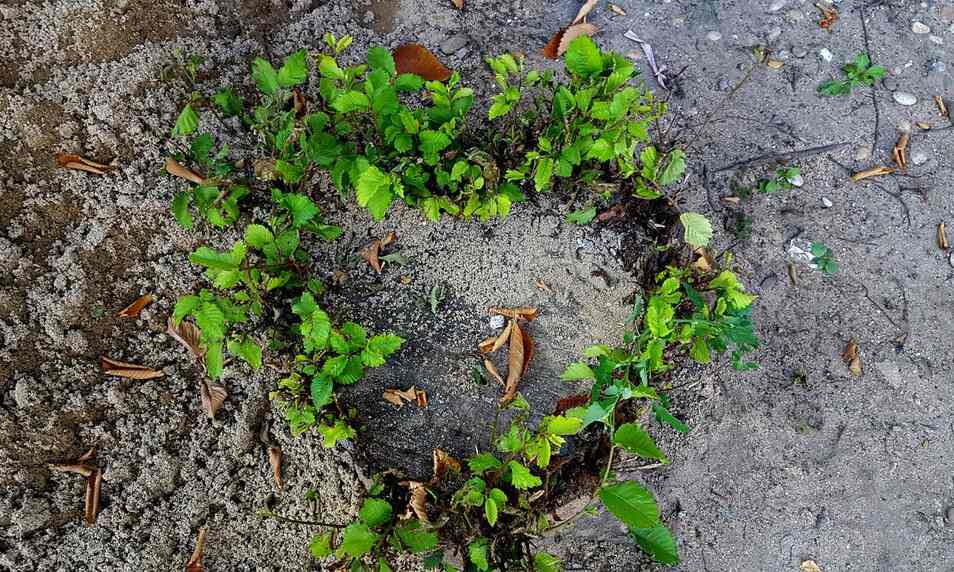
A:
[631,523,679,565]
[172,191,194,229]
[332,90,370,113]
[310,375,333,409]
[533,553,563,572]
[534,157,554,192]
[281,193,319,228]
[599,481,659,529]
[337,522,378,558]
[319,419,356,448]
[205,341,224,379]
[359,498,393,528]
[484,497,498,526]
[212,89,243,116]
[508,461,542,490]
[394,520,438,553]
[652,402,689,433]
[278,50,308,87]
[561,361,595,381]
[252,58,280,96]
[468,452,502,475]
[566,206,597,225]
[356,165,394,221]
[468,539,490,571]
[613,423,668,463]
[244,224,274,248]
[336,356,365,385]
[395,73,423,92]
[171,104,199,137]
[366,334,404,358]
[195,301,226,341]
[679,212,713,247]
[309,532,334,558]
[367,46,396,76]
[227,338,262,369]
[658,149,685,186]
[544,415,583,436]
[564,35,603,78]
[173,295,200,324]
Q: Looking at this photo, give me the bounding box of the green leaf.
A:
[658,149,686,186]
[468,453,502,475]
[544,415,583,436]
[613,423,668,463]
[205,341,225,379]
[484,498,498,526]
[251,58,280,95]
[817,79,850,96]
[337,522,378,558]
[172,192,193,229]
[631,523,680,565]
[561,362,595,381]
[227,338,263,369]
[419,130,452,161]
[468,539,490,571]
[318,419,356,448]
[212,89,243,116]
[332,90,370,113]
[356,166,394,221]
[190,244,245,270]
[278,50,309,87]
[679,212,713,247]
[598,481,659,529]
[366,334,404,358]
[394,520,438,553]
[195,301,226,341]
[359,498,393,528]
[244,224,274,248]
[172,295,200,324]
[533,553,563,572]
[566,206,597,225]
[564,35,603,78]
[281,193,319,227]
[367,46,396,76]
[395,73,423,92]
[317,55,344,80]
[310,375,333,409]
[534,157,554,192]
[652,402,689,433]
[309,532,334,558]
[172,104,199,137]
[585,138,614,161]
[508,461,542,490]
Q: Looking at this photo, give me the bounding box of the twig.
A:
[713,142,849,174]
[682,63,758,152]
[256,510,346,528]
[857,3,880,152]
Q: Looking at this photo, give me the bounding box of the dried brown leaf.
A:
[849,166,894,182]
[431,449,461,483]
[483,358,505,386]
[268,447,283,490]
[520,322,535,377]
[393,44,451,81]
[787,262,798,287]
[186,527,208,572]
[491,321,513,353]
[383,389,404,406]
[451,0,464,8]
[416,389,428,408]
[48,463,96,478]
[800,560,823,572]
[478,336,497,354]
[489,307,539,320]
[596,204,626,222]
[765,59,784,69]
[916,121,931,130]
[118,293,154,318]
[400,480,430,523]
[167,317,206,360]
[691,248,715,273]
[542,27,567,60]
[56,153,114,175]
[78,447,96,462]
[572,0,599,24]
[383,386,427,408]
[500,320,525,404]
[84,469,102,526]
[100,356,164,380]
[557,23,598,57]
[817,4,838,30]
[200,379,228,418]
[721,196,741,205]
[292,88,307,117]
[360,232,398,273]
[609,3,626,16]
[892,132,909,170]
[164,157,205,185]
[939,222,949,250]
[842,338,862,377]
[553,393,589,416]
[935,95,949,118]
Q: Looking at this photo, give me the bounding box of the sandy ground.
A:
[1,0,953,570]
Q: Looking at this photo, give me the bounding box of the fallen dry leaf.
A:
[360,231,398,273]
[200,379,228,418]
[557,23,598,57]
[292,88,306,117]
[48,463,96,478]
[186,527,208,572]
[765,59,784,69]
[800,560,823,572]
[268,447,283,490]
[817,4,838,30]
[394,44,451,81]
[520,321,534,377]
[490,321,513,353]
[553,393,589,416]
[935,95,949,118]
[483,358,505,386]
[609,3,626,16]
[100,356,164,380]
[167,318,206,361]
[939,222,949,250]
[431,449,461,483]
[691,248,715,273]
[842,338,862,377]
[383,386,427,408]
[787,262,798,287]
[572,0,599,24]
[478,336,497,354]
[721,196,741,206]
[489,307,539,320]
[55,153,114,175]
[500,319,526,404]
[451,0,463,8]
[84,469,102,526]
[164,157,205,185]
[118,293,154,318]
[400,480,430,523]
[892,132,909,170]
[916,121,931,130]
[850,166,894,182]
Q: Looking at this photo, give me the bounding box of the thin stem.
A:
[257,510,345,528]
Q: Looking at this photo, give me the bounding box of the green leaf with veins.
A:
[468,453,502,475]
[566,206,597,225]
[508,461,542,490]
[599,481,660,529]
[679,212,713,247]
[564,35,603,78]
[468,539,490,571]
[251,58,280,95]
[172,104,199,137]
[630,523,680,565]
[227,338,262,369]
[359,498,393,528]
[561,362,595,381]
[613,423,668,463]
[309,532,334,558]
[278,50,308,87]
[356,165,394,221]
[336,522,378,558]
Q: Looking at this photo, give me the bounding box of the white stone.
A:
[821,197,833,208]
[706,31,723,41]
[787,173,804,187]
[854,144,872,161]
[768,0,786,13]
[911,21,930,34]
[489,315,505,329]
[893,91,918,106]
[911,152,928,166]
[929,35,943,45]
[819,48,833,62]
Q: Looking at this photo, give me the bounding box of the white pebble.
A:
[929,35,943,45]
[706,31,723,41]
[819,48,833,62]
[911,152,928,166]
[893,91,918,106]
[489,315,505,329]
[821,197,833,208]
[768,0,786,13]
[911,21,930,34]
[787,174,804,187]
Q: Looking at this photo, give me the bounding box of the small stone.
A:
[716,77,730,91]
[793,47,808,58]
[854,144,872,161]
[945,506,954,526]
[893,91,918,106]
[819,48,833,62]
[767,0,786,13]
[706,31,722,41]
[821,197,833,208]
[787,173,804,187]
[929,35,943,45]
[911,152,928,166]
[489,315,505,329]
[767,26,782,43]
[911,21,930,34]
[784,9,803,23]
[928,60,946,74]
[897,120,912,134]
[439,34,469,55]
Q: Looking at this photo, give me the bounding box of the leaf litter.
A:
[100,356,164,380]
[360,231,398,273]
[393,44,451,81]
[186,527,208,572]
[165,157,206,184]
[269,447,283,490]
[55,153,115,175]
[478,308,538,404]
[48,448,103,525]
[383,386,428,407]
[842,338,862,377]
[118,293,154,318]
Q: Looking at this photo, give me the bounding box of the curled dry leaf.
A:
[78,447,96,462]
[850,166,894,182]
[892,132,909,170]
[55,153,114,175]
[118,293,154,318]
[451,0,464,8]
[268,447,283,490]
[572,0,599,24]
[557,23,598,57]
[765,59,785,70]
[534,279,551,292]
[360,231,397,273]
[186,527,208,572]
[520,321,535,377]
[817,4,838,30]
[609,3,626,16]
[84,469,103,526]
[200,379,228,418]
[842,338,862,377]
[48,463,96,478]
[165,157,205,185]
[292,88,307,117]
[542,27,568,60]
[478,336,497,354]
[100,356,164,380]
[491,321,513,353]
[800,560,823,572]
[500,319,526,404]
[938,222,949,250]
[393,44,451,81]
[383,386,427,408]
[167,317,206,361]
[400,480,430,523]
[483,358,505,386]
[691,248,715,274]
[916,122,931,131]
[431,449,461,483]
[787,262,798,287]
[489,306,539,320]
[935,95,949,118]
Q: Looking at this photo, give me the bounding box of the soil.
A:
[2,1,954,571]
